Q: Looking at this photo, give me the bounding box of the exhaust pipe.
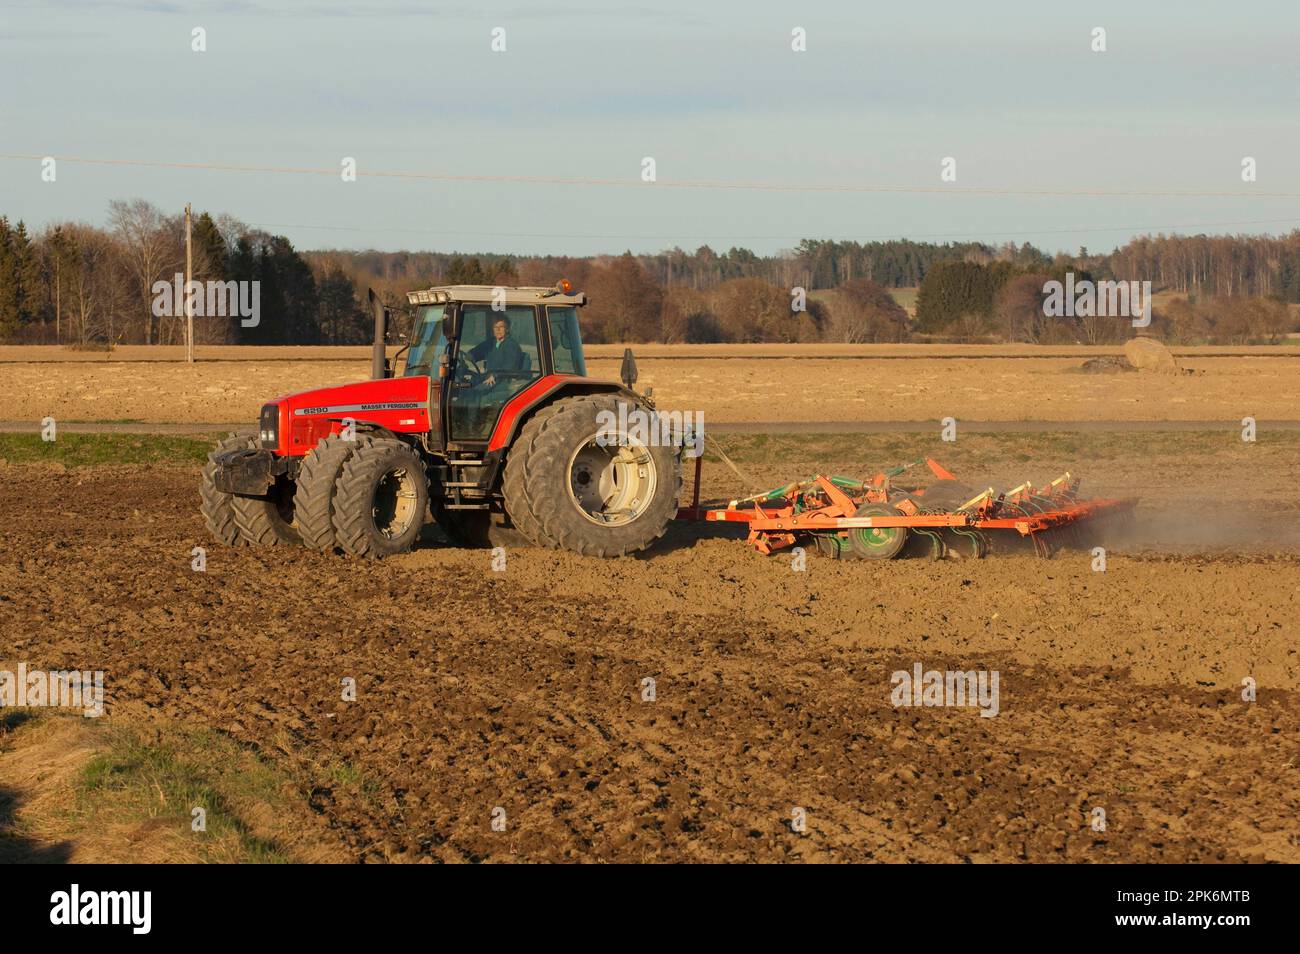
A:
[369,288,387,379]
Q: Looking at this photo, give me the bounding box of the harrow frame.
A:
[677,456,1137,559]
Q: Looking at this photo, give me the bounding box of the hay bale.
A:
[1123,337,1181,373]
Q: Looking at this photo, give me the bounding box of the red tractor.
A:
[201,283,682,558]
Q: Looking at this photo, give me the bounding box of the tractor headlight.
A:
[258,404,280,449]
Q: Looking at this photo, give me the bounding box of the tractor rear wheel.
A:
[294,434,371,552]
[502,394,681,557]
[231,473,300,547]
[201,433,255,546]
[331,438,429,558]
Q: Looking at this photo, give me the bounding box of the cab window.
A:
[547,306,586,376]
[404,304,447,377]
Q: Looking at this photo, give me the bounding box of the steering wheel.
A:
[456,355,485,385]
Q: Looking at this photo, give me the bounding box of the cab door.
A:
[447,304,544,444]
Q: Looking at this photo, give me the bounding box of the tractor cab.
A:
[405,284,589,448]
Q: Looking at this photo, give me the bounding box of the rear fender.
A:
[477,378,641,491]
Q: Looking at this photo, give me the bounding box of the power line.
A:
[5,152,1300,199]
[247,216,1300,243]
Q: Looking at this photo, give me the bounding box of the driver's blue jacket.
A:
[469,335,527,375]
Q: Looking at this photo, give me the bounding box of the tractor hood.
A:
[267,375,433,456]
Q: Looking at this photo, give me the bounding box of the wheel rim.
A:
[566,435,657,527]
[851,525,902,552]
[849,504,908,559]
[373,466,419,538]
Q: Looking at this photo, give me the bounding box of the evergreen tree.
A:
[0,217,19,337]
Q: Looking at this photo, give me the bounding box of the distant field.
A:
[890,286,919,314]
[2,343,1298,426]
[5,342,1299,363]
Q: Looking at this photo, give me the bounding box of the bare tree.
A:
[108,199,181,344]
[61,225,127,347]
[993,273,1051,342]
[829,279,910,343]
[659,286,707,343]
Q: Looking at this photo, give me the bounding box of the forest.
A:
[3,201,1298,347]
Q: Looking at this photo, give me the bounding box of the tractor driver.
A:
[469,314,527,390]
[464,314,529,436]
[461,313,528,435]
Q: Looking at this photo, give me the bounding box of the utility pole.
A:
[54,257,60,343]
[185,202,194,363]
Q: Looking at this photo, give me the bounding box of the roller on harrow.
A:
[678,457,1136,560]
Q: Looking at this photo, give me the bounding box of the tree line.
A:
[2,201,1298,346]
[913,260,1294,344]
[0,202,375,347]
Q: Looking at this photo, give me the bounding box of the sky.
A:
[3,0,1300,257]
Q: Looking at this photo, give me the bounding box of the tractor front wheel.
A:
[331,439,429,559]
[231,473,300,547]
[294,433,372,552]
[201,433,255,546]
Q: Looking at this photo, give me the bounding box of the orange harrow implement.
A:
[678,457,1137,560]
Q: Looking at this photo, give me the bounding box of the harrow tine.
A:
[1031,530,1058,559]
[914,528,947,561]
[945,526,987,559]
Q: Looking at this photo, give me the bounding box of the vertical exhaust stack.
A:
[369,288,388,379]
